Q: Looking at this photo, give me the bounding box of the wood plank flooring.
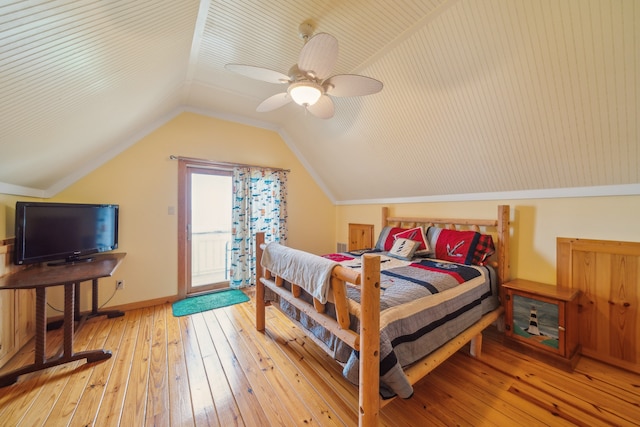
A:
[1,290,639,426]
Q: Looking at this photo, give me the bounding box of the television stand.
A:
[0,252,126,387]
[47,256,94,267]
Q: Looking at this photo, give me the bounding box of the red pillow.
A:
[433,229,480,265]
[375,226,407,251]
[393,227,430,255]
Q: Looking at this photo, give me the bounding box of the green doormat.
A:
[172,289,250,317]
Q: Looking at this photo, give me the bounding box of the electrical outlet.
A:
[116,279,125,290]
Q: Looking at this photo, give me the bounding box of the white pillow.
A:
[388,238,420,260]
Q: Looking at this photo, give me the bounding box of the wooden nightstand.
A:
[502,279,581,371]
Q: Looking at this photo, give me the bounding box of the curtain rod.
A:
[169,155,290,173]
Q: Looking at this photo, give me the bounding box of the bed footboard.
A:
[255,232,382,426]
[255,232,369,347]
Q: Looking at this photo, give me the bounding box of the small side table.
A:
[503,279,581,371]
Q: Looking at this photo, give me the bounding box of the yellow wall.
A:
[336,195,640,285]
[1,112,335,309]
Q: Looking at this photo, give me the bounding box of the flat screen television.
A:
[14,202,119,266]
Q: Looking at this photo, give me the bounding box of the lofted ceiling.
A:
[1,0,638,202]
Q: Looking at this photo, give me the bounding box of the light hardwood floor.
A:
[1,290,639,426]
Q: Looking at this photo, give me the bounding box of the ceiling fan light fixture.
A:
[226,24,382,119]
[288,81,322,106]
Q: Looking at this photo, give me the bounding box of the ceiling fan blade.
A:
[325,74,383,97]
[256,92,291,112]
[306,95,334,119]
[298,33,338,80]
[225,64,290,84]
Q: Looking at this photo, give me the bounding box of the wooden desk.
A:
[0,252,126,387]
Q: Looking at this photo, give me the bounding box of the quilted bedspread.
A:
[277,250,499,399]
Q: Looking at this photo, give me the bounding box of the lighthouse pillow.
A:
[388,238,420,260]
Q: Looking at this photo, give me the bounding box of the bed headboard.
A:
[557,237,640,374]
[381,205,511,287]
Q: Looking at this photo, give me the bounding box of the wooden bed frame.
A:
[255,205,511,427]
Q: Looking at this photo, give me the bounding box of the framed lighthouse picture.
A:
[503,279,581,369]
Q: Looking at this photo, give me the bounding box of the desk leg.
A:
[0,283,113,388]
[47,279,124,332]
[74,281,81,319]
[34,288,47,365]
[64,283,74,357]
[88,279,124,319]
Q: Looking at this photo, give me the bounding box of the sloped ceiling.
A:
[1,0,638,202]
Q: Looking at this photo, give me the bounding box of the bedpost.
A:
[497,205,511,302]
[496,205,510,283]
[359,253,380,427]
[256,232,266,332]
[381,206,389,228]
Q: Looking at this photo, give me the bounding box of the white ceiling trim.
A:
[337,183,640,205]
[0,182,45,198]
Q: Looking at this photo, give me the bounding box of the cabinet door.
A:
[0,290,16,364]
[348,224,374,251]
[16,289,35,345]
[507,291,565,357]
[557,238,640,373]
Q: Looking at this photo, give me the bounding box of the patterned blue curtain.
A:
[229,167,288,288]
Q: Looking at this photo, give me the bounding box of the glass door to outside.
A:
[187,168,232,295]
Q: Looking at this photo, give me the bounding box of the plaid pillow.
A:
[472,234,495,265]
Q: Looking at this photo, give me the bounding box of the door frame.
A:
[177,159,233,298]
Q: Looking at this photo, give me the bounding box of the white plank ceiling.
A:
[0,0,638,202]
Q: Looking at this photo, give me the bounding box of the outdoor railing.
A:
[192,231,231,285]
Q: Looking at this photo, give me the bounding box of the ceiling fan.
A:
[225,22,383,119]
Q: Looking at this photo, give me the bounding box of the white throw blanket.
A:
[261,242,338,304]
